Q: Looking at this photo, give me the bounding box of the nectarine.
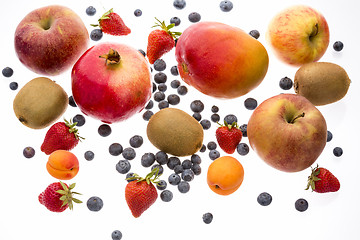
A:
[46,150,79,180]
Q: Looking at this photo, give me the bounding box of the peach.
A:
[46,150,79,180]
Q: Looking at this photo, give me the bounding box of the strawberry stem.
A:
[152,18,181,40]
[64,118,84,141]
[126,167,163,186]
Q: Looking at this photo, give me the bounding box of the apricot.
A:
[207,156,244,195]
[46,150,79,180]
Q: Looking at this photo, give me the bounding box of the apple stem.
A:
[309,23,319,40]
[99,49,121,65]
[290,112,305,124]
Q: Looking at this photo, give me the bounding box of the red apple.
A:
[175,21,269,99]
[247,94,327,172]
[14,5,89,76]
[71,42,152,123]
[266,5,330,66]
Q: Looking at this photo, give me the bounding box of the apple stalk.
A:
[289,112,305,124]
[99,49,121,65]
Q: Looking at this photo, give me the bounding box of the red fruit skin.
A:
[71,42,152,123]
[125,180,158,218]
[41,122,79,155]
[39,182,68,212]
[314,168,340,193]
[216,127,243,154]
[100,12,131,36]
[147,29,175,64]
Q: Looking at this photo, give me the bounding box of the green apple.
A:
[266,5,330,66]
[247,94,327,172]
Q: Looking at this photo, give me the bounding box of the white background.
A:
[1,0,359,239]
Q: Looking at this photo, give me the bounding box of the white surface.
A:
[1,0,359,239]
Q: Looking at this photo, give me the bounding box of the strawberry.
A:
[38,181,82,212]
[306,165,340,193]
[146,18,181,64]
[216,121,243,154]
[41,119,84,155]
[91,8,131,36]
[125,168,162,218]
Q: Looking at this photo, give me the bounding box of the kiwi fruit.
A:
[294,62,351,106]
[13,77,68,129]
[147,108,204,157]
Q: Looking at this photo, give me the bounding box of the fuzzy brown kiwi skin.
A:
[13,77,68,129]
[147,108,204,157]
[293,62,351,106]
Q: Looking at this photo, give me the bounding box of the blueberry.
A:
[327,130,333,142]
[111,230,122,240]
[211,113,220,123]
[129,135,143,148]
[23,146,35,158]
[153,59,166,71]
[84,151,95,161]
[333,147,343,157]
[9,82,18,90]
[141,152,156,167]
[122,147,136,160]
[188,12,201,23]
[143,110,154,121]
[170,80,181,88]
[239,124,247,137]
[211,105,219,113]
[173,0,186,9]
[257,192,272,206]
[109,143,123,156]
[200,119,211,130]
[86,6,96,16]
[168,173,181,185]
[155,151,169,165]
[202,212,213,224]
[249,30,260,39]
[2,67,13,77]
[98,124,112,137]
[279,77,293,90]
[209,149,220,160]
[237,143,249,156]
[220,0,233,12]
[192,112,202,121]
[170,17,181,26]
[174,164,184,174]
[190,100,205,112]
[244,98,257,110]
[116,160,131,174]
[207,141,217,150]
[158,100,170,109]
[87,196,103,211]
[295,198,308,212]
[191,154,201,164]
[167,94,180,105]
[333,41,344,51]
[167,157,181,170]
[90,29,103,41]
[154,91,166,102]
[181,169,195,181]
[68,96,77,107]
[158,83,167,92]
[126,172,136,182]
[177,85,188,95]
[156,180,167,190]
[151,164,164,175]
[160,190,173,202]
[154,72,167,83]
[200,144,207,152]
[191,164,202,175]
[178,181,190,193]
[139,49,146,57]
[134,9,142,17]
[182,159,192,169]
[73,114,86,127]
[152,82,157,92]
[224,114,237,125]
